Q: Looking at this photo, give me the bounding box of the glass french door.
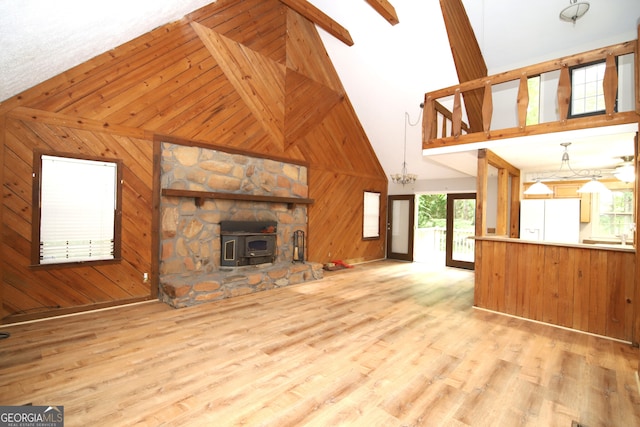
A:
[387,195,414,261]
[445,193,476,269]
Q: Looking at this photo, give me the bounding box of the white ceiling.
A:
[1,0,639,182]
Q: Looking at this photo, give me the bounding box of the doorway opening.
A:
[413,193,476,269]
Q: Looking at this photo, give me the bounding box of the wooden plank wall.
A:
[475,239,636,342]
[0,0,388,322]
[2,111,154,322]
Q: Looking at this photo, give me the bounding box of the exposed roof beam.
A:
[439,0,487,133]
[279,0,354,46]
[364,0,399,25]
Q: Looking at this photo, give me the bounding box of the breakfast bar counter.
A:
[473,236,637,343]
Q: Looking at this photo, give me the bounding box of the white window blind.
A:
[40,155,117,264]
[363,191,381,239]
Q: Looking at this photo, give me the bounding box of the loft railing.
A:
[423,38,638,150]
[433,99,470,140]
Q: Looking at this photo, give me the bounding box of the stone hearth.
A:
[160,262,323,308]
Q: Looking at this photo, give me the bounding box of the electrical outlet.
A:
[143,272,149,283]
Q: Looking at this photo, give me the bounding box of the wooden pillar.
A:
[510,174,521,238]
[476,149,488,237]
[496,168,509,236]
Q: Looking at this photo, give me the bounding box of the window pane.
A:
[40,155,117,264]
[592,189,634,239]
[526,76,540,125]
[363,191,380,239]
[570,61,608,117]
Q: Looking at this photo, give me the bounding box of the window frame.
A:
[31,150,123,268]
[362,190,381,240]
[568,59,617,119]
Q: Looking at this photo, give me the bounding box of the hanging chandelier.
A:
[391,109,420,185]
[524,142,610,195]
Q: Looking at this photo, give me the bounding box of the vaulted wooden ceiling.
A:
[278,0,485,134]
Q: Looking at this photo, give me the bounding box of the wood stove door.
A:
[221,235,239,266]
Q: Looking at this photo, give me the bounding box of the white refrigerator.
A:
[520,199,580,244]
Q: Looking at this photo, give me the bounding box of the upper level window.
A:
[33,152,122,266]
[569,60,615,118]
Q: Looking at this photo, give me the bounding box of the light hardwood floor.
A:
[1,260,639,426]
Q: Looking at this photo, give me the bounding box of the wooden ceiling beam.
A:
[485,149,520,177]
[279,0,354,46]
[439,0,487,133]
[364,0,399,25]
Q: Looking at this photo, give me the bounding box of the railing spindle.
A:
[482,81,493,136]
[517,74,529,130]
[557,65,571,122]
[452,89,462,138]
[604,53,618,117]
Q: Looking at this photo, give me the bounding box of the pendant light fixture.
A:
[391,106,422,186]
[524,142,610,195]
[524,179,554,195]
[576,177,610,194]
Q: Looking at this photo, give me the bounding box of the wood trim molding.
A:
[424,111,638,150]
[155,134,310,168]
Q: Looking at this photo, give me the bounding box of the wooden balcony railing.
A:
[423,38,638,150]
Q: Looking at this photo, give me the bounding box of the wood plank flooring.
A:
[1,260,639,426]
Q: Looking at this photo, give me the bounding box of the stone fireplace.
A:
[158,143,322,308]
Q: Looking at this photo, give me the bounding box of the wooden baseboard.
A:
[1,298,155,327]
[473,306,633,345]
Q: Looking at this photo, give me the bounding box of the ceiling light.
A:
[560,0,590,24]
[614,156,635,183]
[577,177,610,194]
[524,179,553,195]
[526,142,610,194]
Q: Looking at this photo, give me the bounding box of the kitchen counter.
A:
[473,235,635,253]
[473,235,637,343]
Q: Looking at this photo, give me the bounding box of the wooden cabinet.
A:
[553,184,581,198]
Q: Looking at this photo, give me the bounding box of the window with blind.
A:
[33,153,122,266]
[363,191,381,239]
